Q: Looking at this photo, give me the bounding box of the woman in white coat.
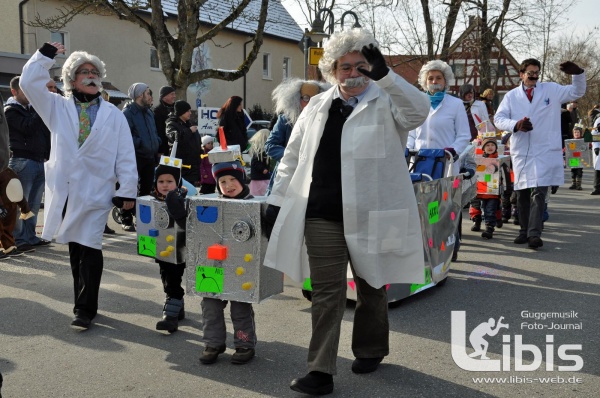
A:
[264,29,429,395]
[591,118,600,195]
[494,58,586,248]
[21,42,138,330]
[407,60,471,176]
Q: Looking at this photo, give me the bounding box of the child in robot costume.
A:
[475,137,510,239]
[568,127,585,191]
[199,159,257,365]
[151,162,189,333]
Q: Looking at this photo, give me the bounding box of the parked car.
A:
[246,120,271,139]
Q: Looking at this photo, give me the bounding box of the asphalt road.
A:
[1,169,599,398]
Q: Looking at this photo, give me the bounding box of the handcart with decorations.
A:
[298,148,472,304]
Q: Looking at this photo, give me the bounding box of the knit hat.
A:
[481,136,498,151]
[174,100,192,117]
[159,86,176,99]
[212,160,246,192]
[128,82,148,100]
[154,163,182,190]
[201,135,214,146]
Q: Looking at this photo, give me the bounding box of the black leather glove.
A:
[514,117,533,132]
[459,167,475,180]
[559,61,584,75]
[262,205,280,239]
[0,204,8,219]
[165,189,187,221]
[595,148,599,156]
[444,147,458,161]
[357,44,388,81]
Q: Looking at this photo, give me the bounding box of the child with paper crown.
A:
[473,137,510,239]
[199,159,256,365]
[568,126,585,191]
[151,157,189,333]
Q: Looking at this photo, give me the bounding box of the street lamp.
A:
[341,11,361,30]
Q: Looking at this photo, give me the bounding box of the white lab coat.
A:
[494,74,586,190]
[593,118,600,171]
[20,51,138,249]
[264,71,430,288]
[407,94,471,175]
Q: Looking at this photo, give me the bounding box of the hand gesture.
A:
[49,42,66,55]
[357,44,388,81]
[559,61,584,75]
[515,117,533,132]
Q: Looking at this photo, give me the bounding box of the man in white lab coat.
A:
[264,29,429,395]
[20,42,138,329]
[494,58,585,249]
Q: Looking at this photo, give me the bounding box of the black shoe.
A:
[514,234,528,244]
[496,219,503,228]
[351,357,384,374]
[156,315,178,333]
[470,221,481,232]
[568,184,576,190]
[591,190,600,195]
[104,224,116,234]
[34,239,51,246]
[0,246,23,259]
[290,372,334,395]
[231,348,255,364]
[551,186,559,194]
[481,227,494,240]
[513,218,520,225]
[528,236,543,249]
[178,306,185,321]
[199,345,226,365]
[16,244,35,253]
[71,313,91,330]
[121,224,136,232]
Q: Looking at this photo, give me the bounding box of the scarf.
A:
[427,91,445,109]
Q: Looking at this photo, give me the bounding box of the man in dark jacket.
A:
[153,86,176,159]
[167,100,201,185]
[122,82,161,231]
[5,76,51,252]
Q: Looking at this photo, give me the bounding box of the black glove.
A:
[459,167,475,180]
[444,147,458,161]
[165,189,187,221]
[112,196,136,209]
[0,204,8,219]
[357,44,388,81]
[559,61,584,75]
[514,117,533,132]
[262,205,280,239]
[595,148,599,156]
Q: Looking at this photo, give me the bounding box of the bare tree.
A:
[28,0,270,97]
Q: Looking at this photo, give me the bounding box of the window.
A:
[454,64,465,79]
[283,57,291,79]
[50,31,68,55]
[262,53,272,79]
[150,47,160,69]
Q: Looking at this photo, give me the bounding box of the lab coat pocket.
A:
[367,209,408,253]
[353,125,385,158]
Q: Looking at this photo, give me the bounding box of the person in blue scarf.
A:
[407,60,471,176]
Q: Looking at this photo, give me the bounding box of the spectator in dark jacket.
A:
[153,85,176,158]
[121,82,161,231]
[217,96,248,150]
[5,76,51,251]
[167,100,201,185]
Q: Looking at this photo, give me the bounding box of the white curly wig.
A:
[319,28,378,85]
[272,78,330,125]
[418,60,454,90]
[61,50,106,94]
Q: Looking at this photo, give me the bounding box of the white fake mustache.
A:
[341,76,368,88]
[81,77,103,89]
[428,83,444,92]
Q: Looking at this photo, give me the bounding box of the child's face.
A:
[156,174,177,196]
[483,142,497,154]
[573,130,582,139]
[218,175,243,197]
[203,142,213,151]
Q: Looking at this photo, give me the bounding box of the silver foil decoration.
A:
[565,139,593,169]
